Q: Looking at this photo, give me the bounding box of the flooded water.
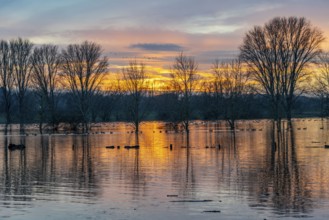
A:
[1,119,329,219]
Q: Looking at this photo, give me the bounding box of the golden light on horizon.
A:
[100,50,329,93]
[101,64,219,93]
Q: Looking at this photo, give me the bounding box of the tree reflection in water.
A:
[0,120,327,219]
[1,136,31,204]
[0,135,101,206]
[254,122,313,216]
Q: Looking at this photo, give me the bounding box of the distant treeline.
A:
[0,89,323,125]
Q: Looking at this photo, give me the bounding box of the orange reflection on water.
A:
[1,120,329,219]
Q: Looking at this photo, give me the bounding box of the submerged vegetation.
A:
[0,16,327,133]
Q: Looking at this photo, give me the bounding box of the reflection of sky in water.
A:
[0,119,329,219]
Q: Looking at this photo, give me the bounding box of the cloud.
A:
[130,43,184,51]
[0,0,327,71]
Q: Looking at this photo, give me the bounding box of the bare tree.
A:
[212,59,250,130]
[122,60,148,133]
[31,44,60,133]
[210,59,225,119]
[170,52,198,133]
[11,38,34,133]
[240,17,324,130]
[61,41,108,133]
[0,40,14,131]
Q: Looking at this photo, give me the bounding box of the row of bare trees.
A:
[0,40,108,133]
[120,54,240,134]
[107,53,250,134]
[124,17,327,133]
[0,40,250,133]
[0,16,327,134]
[126,16,326,132]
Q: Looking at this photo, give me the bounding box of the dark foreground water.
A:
[1,119,329,219]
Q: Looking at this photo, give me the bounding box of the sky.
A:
[0,0,328,80]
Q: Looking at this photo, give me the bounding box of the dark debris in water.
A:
[170,199,213,202]
[203,210,221,213]
[305,145,324,148]
[166,195,178,197]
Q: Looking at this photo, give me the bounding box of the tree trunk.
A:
[185,121,189,133]
[228,119,235,130]
[135,122,139,133]
[4,90,11,126]
[286,98,293,129]
[39,122,43,134]
[19,97,25,134]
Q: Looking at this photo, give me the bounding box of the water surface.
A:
[1,119,329,219]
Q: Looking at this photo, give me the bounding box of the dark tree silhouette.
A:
[212,59,250,130]
[240,17,324,129]
[61,41,108,133]
[122,60,148,133]
[31,44,60,133]
[170,52,198,133]
[11,38,34,133]
[0,40,14,131]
